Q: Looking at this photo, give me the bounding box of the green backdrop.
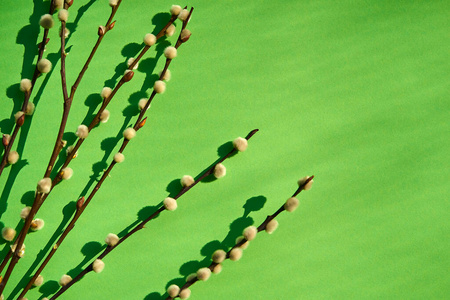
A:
[0,0,448,299]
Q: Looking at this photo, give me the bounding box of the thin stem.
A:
[21,13,190,297]
[168,176,315,299]
[0,2,127,294]
[0,2,56,178]
[50,128,258,300]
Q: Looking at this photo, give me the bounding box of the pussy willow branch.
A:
[168,176,315,299]
[20,12,191,298]
[50,128,258,300]
[0,4,69,293]
[0,1,126,294]
[0,0,57,178]
[0,11,179,281]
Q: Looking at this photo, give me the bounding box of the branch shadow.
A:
[150,196,267,299]
[7,201,77,299]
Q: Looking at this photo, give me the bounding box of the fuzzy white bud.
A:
[179,288,191,300]
[114,152,124,163]
[170,5,182,16]
[180,175,194,187]
[243,226,258,241]
[164,46,177,59]
[212,249,226,263]
[37,178,52,194]
[123,128,136,140]
[59,274,72,286]
[76,125,89,139]
[212,263,222,274]
[178,9,189,21]
[101,87,112,99]
[39,14,54,29]
[138,99,149,111]
[284,197,299,212]
[233,137,248,152]
[20,79,32,92]
[33,274,44,287]
[229,247,243,261]
[61,167,73,180]
[165,24,176,37]
[66,145,78,158]
[60,27,70,38]
[20,206,31,220]
[30,219,45,231]
[167,284,180,298]
[37,58,52,73]
[10,243,26,257]
[58,9,69,22]
[163,197,177,211]
[196,267,211,281]
[92,259,105,273]
[54,0,64,8]
[265,219,279,234]
[100,109,110,123]
[213,163,226,178]
[2,227,16,242]
[127,57,138,70]
[159,69,171,81]
[109,0,118,7]
[105,233,119,246]
[186,273,197,282]
[25,102,35,115]
[235,236,250,249]
[15,111,25,122]
[7,151,19,165]
[153,80,166,94]
[143,33,156,46]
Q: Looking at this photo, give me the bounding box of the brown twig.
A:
[19,11,191,298]
[50,128,257,299]
[0,0,56,178]
[0,1,126,294]
[1,9,179,283]
[167,176,315,299]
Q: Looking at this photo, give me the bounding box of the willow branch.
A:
[50,128,257,300]
[167,176,315,299]
[20,11,189,297]
[0,1,126,294]
[0,1,57,178]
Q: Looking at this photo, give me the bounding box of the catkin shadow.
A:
[66,241,105,279]
[38,280,60,299]
[144,292,163,300]
[152,13,172,35]
[65,0,96,39]
[6,201,77,299]
[152,196,267,299]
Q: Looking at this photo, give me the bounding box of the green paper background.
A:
[0,0,448,299]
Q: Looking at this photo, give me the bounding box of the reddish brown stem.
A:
[0,2,57,178]
[50,128,257,300]
[0,2,126,294]
[168,176,315,299]
[21,13,190,297]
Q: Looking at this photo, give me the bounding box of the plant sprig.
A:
[0,0,59,178]
[165,176,314,299]
[17,7,193,299]
[49,128,258,299]
[0,0,125,294]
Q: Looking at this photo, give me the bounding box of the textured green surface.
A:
[0,0,448,299]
